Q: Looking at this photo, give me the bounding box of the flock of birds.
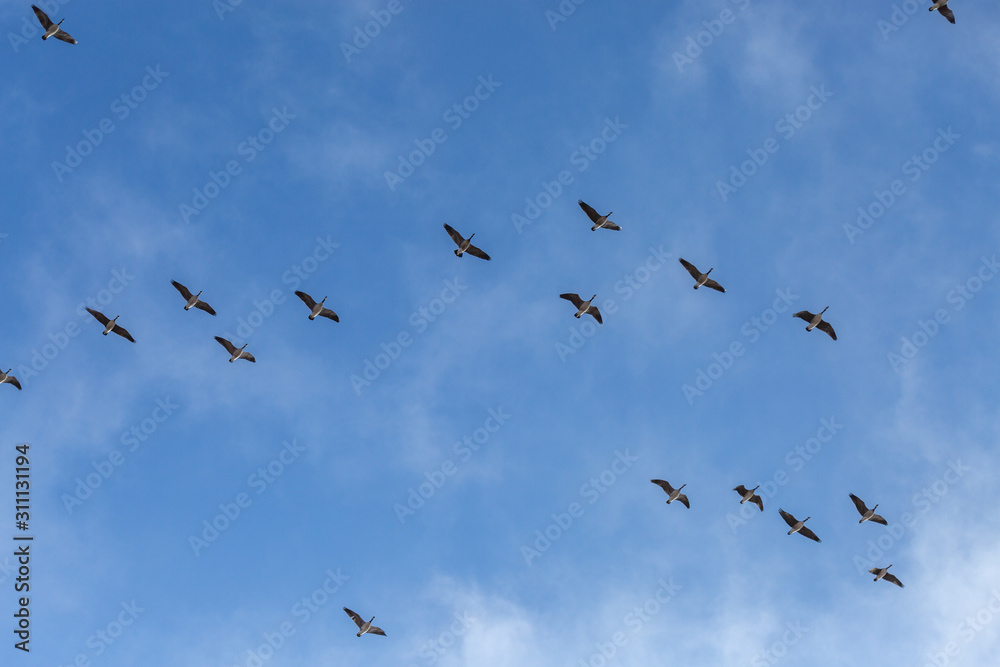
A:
[14,0,951,643]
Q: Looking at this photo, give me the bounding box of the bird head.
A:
[752,485,759,492]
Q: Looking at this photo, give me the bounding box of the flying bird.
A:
[779,509,821,542]
[929,0,955,23]
[578,200,620,231]
[560,293,602,323]
[85,308,135,342]
[679,258,725,293]
[214,336,255,363]
[443,224,491,260]
[294,291,339,322]
[31,5,77,44]
[793,307,837,341]
[651,479,690,508]
[869,565,904,588]
[343,607,386,637]
[1,369,22,391]
[849,494,887,525]
[171,281,217,315]
[733,485,763,512]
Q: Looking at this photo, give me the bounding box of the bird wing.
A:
[215,336,237,355]
[343,607,364,629]
[294,290,317,309]
[938,6,955,23]
[601,221,621,231]
[587,306,603,324]
[778,509,797,528]
[171,280,194,300]
[195,301,217,316]
[678,258,702,280]
[651,479,675,495]
[113,324,135,343]
[817,320,837,341]
[677,493,690,509]
[792,310,815,323]
[560,293,584,308]
[751,495,764,512]
[577,200,601,223]
[465,244,491,261]
[734,485,749,496]
[86,308,110,326]
[320,308,340,322]
[32,5,53,29]
[443,223,465,247]
[7,376,22,390]
[53,29,77,44]
[849,494,869,516]
[798,525,821,543]
[883,573,904,588]
[704,278,726,293]
[869,513,888,526]
[367,626,387,636]
[240,351,256,363]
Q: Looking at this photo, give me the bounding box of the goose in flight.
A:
[85,308,135,342]
[793,307,837,340]
[651,479,690,508]
[343,607,386,637]
[294,291,339,322]
[849,494,887,525]
[679,258,725,293]
[733,485,763,511]
[443,224,491,260]
[214,336,255,363]
[578,200,621,231]
[32,5,77,44]
[171,281,217,315]
[929,0,955,23]
[868,565,904,588]
[1,369,22,391]
[560,293,602,323]
[779,509,821,542]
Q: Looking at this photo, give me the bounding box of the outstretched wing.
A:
[793,310,815,323]
[938,6,955,23]
[868,513,888,526]
[676,493,690,509]
[703,278,726,293]
[6,376,22,390]
[651,479,675,495]
[85,307,110,326]
[113,324,135,343]
[778,509,797,529]
[816,320,837,341]
[240,351,256,363]
[195,301,217,316]
[32,5,53,29]
[367,625,387,636]
[294,290,317,310]
[214,336,237,355]
[798,525,821,543]
[587,306,603,324]
[883,573,904,588]
[171,280,194,300]
[678,258,702,280]
[601,221,621,231]
[577,200,601,223]
[443,223,465,247]
[560,293,584,308]
[320,308,340,322]
[750,495,764,512]
[465,244,491,261]
[53,29,77,44]
[343,607,364,629]
[849,493,869,516]
[734,485,750,496]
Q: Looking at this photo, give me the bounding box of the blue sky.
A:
[2,0,1000,665]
